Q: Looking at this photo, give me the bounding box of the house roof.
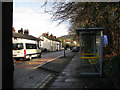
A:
[41,34,61,42]
[66,39,71,42]
[13,32,43,41]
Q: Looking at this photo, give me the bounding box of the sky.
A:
[13,0,69,38]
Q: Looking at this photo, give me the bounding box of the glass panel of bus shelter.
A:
[95,34,101,70]
[96,35,100,57]
[80,33,100,74]
[81,34,95,54]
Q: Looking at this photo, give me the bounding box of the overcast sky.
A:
[13,0,69,38]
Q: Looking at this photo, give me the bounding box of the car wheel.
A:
[29,56,32,60]
[38,54,41,58]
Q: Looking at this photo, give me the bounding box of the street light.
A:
[63,40,66,57]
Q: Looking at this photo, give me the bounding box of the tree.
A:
[43,2,120,54]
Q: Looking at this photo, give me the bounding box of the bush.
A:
[103,54,120,88]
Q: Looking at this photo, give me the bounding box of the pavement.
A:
[39,52,114,89]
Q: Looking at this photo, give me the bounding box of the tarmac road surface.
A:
[13,50,75,88]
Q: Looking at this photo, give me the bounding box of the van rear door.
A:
[13,43,24,57]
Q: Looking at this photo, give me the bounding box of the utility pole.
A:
[64,46,66,57]
[63,40,66,57]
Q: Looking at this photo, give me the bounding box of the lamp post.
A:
[63,40,66,57]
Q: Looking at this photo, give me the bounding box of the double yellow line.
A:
[34,74,54,88]
[34,55,63,88]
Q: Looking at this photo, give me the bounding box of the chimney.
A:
[50,34,53,38]
[47,32,49,36]
[42,33,45,36]
[46,33,48,36]
[42,33,49,37]
[24,30,29,35]
[13,27,15,33]
[53,36,56,39]
[18,28,23,34]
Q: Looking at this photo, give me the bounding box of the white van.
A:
[13,39,41,61]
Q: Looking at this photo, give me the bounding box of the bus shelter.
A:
[76,28,105,77]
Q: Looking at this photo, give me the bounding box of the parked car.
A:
[67,47,71,51]
[77,46,80,51]
[72,47,79,52]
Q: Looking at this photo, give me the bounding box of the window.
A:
[26,43,37,49]
[13,43,23,50]
[38,45,41,49]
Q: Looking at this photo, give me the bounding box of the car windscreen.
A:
[13,43,23,50]
[26,43,37,49]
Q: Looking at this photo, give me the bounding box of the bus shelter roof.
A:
[76,28,105,35]
[76,28,105,31]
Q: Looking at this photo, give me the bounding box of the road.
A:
[13,50,72,88]
[14,50,67,69]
